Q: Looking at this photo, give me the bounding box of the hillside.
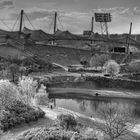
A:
[1,41,140,66]
[0,28,140,66]
[25,44,91,65]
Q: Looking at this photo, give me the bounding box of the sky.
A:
[0,0,140,34]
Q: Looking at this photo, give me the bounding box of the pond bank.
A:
[40,106,140,136]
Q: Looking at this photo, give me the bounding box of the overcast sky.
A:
[0,0,140,34]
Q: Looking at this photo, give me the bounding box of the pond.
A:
[50,96,140,120]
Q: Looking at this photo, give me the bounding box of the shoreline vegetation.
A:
[49,75,140,91]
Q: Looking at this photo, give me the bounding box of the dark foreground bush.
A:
[17,127,97,140]
[57,114,77,131]
[0,100,45,131]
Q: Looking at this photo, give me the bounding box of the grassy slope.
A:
[25,44,91,65]
[0,45,25,59]
[1,42,140,66]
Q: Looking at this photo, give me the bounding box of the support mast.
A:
[19,9,24,36]
[54,12,57,34]
[91,17,94,33]
[126,22,132,54]
[91,17,94,45]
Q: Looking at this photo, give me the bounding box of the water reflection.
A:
[54,97,140,120]
[75,99,88,112]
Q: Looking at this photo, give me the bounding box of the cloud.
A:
[92,7,140,17]
[92,7,131,15]
[0,0,14,9]
[10,7,65,21]
[23,9,91,33]
[133,7,140,15]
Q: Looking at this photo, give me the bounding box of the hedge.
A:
[0,100,45,131]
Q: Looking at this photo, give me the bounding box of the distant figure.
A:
[50,105,53,109]
[95,93,99,96]
[49,100,54,109]
[53,99,56,107]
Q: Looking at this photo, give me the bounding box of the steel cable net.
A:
[0,19,11,31]
[5,10,140,48]
[11,14,21,31]
[24,12,36,30]
[10,11,36,33]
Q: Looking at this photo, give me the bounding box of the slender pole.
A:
[127,22,132,54]
[91,17,94,44]
[19,9,24,36]
[91,17,94,33]
[129,22,132,35]
[54,12,57,34]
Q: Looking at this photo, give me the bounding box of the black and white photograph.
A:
[0,0,140,139]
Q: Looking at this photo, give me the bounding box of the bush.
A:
[17,127,98,140]
[0,100,45,131]
[90,54,110,70]
[57,114,77,131]
[105,60,120,77]
[0,132,15,140]
[34,93,49,106]
[0,79,20,108]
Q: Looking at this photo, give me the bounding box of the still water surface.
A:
[52,97,140,120]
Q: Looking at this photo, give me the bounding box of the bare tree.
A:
[126,61,140,80]
[95,103,136,140]
[18,76,38,106]
[90,54,100,70]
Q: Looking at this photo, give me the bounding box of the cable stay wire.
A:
[48,18,55,34]
[11,14,21,31]
[0,19,11,31]
[22,14,25,30]
[57,15,64,31]
[47,18,52,33]
[15,18,20,32]
[24,12,36,30]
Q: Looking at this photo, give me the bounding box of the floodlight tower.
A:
[100,21,108,36]
[94,13,111,37]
